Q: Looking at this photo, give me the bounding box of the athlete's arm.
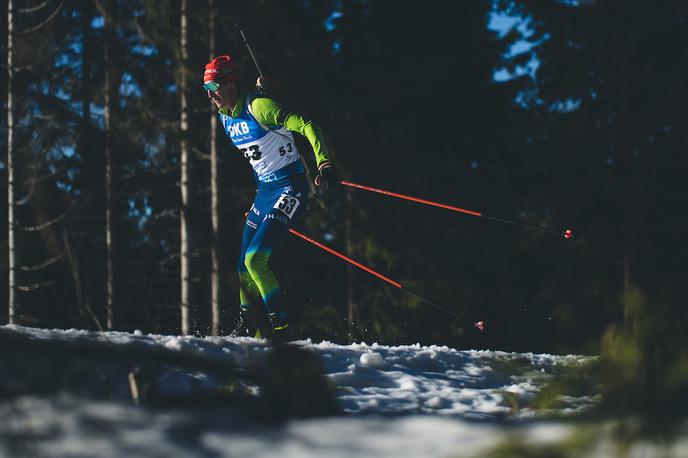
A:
[250,97,331,167]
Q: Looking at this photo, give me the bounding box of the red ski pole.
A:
[340,181,573,239]
[289,228,485,332]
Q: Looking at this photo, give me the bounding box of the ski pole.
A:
[289,228,485,332]
[340,181,573,239]
[234,21,272,94]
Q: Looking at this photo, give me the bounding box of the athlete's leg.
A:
[244,183,307,323]
[237,206,262,304]
[243,218,290,317]
[234,205,264,336]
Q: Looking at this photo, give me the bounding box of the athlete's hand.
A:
[256,76,276,97]
[314,162,340,197]
[256,76,269,91]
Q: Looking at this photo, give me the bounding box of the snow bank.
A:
[0,325,624,458]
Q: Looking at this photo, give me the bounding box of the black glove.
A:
[314,162,340,197]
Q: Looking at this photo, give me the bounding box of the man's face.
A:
[207,78,237,111]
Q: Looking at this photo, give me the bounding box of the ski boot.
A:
[268,312,293,343]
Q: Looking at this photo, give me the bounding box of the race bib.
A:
[273,194,300,219]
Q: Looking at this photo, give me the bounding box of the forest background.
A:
[1,0,686,375]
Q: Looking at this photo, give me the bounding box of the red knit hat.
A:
[203,55,238,85]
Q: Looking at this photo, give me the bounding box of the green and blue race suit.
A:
[220,87,331,322]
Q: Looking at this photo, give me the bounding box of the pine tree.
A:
[179,0,191,335]
[6,0,16,324]
[208,0,221,336]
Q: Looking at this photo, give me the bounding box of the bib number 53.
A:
[273,194,300,219]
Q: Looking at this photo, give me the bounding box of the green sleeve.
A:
[250,97,331,167]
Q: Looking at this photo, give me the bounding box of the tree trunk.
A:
[7,0,16,324]
[75,1,93,319]
[209,0,221,336]
[180,0,191,335]
[103,1,115,330]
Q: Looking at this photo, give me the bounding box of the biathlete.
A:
[203,55,338,340]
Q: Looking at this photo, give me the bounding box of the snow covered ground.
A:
[1,325,686,457]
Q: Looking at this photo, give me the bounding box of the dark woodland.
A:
[1,1,688,418]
